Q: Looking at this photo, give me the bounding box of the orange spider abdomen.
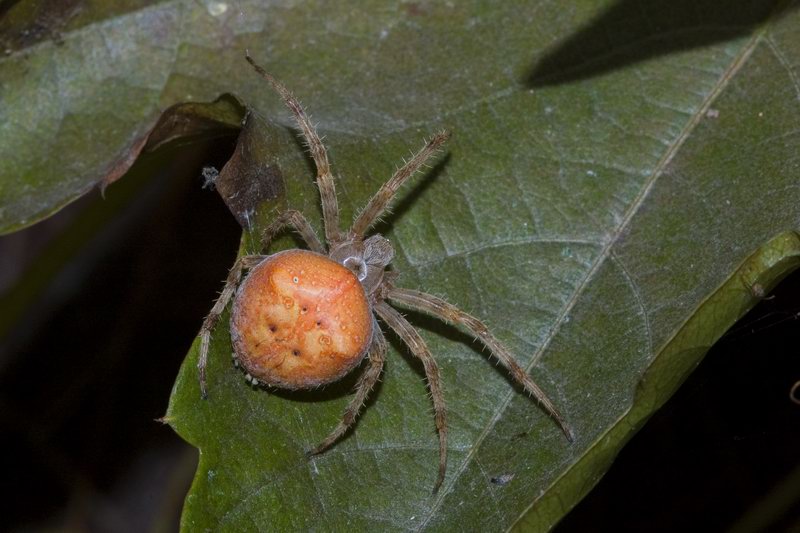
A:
[230,249,373,390]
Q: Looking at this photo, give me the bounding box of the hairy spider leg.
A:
[308,323,387,456]
[246,53,342,244]
[387,287,574,442]
[198,254,265,398]
[259,209,325,254]
[350,131,451,239]
[375,301,448,493]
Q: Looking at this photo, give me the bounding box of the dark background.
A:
[0,135,799,532]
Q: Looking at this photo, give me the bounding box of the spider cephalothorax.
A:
[197,54,573,492]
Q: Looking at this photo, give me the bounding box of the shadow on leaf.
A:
[526,0,795,88]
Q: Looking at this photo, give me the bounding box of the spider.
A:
[197,53,574,492]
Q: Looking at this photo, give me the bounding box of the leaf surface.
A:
[4,0,800,531]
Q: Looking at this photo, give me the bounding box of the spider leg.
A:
[375,301,448,493]
[307,323,387,456]
[350,130,450,239]
[260,209,325,254]
[387,287,574,442]
[198,254,266,399]
[246,53,341,244]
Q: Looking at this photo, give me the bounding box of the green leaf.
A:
[5,0,800,531]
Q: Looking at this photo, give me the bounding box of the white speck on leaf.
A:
[204,1,229,16]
